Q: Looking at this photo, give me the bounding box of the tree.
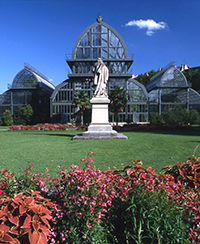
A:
[109,86,127,126]
[137,70,158,86]
[72,91,91,126]
[13,104,33,125]
[1,110,13,126]
[183,68,200,92]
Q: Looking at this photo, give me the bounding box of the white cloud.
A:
[125,19,168,36]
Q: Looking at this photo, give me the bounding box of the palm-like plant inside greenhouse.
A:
[73,91,91,126]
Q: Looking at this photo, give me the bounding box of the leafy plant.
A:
[13,104,33,125]
[109,86,127,126]
[0,190,56,244]
[72,91,91,126]
[1,110,13,126]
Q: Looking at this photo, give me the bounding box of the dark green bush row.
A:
[150,106,200,125]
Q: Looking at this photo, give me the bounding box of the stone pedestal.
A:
[73,96,127,140]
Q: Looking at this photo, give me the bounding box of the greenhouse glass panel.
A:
[27,91,32,104]
[116,48,124,59]
[92,25,101,33]
[75,82,82,90]
[13,70,37,88]
[109,48,115,59]
[133,114,139,122]
[102,48,108,59]
[161,88,183,103]
[189,89,200,104]
[101,26,107,33]
[149,89,159,103]
[76,48,83,59]
[93,34,101,46]
[78,32,90,46]
[109,78,126,88]
[93,48,101,59]
[109,31,120,47]
[161,67,187,87]
[85,48,90,59]
[13,91,25,104]
[101,34,108,47]
[0,92,11,104]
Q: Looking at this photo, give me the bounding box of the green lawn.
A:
[0,128,200,175]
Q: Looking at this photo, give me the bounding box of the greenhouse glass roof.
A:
[146,63,189,92]
[66,16,133,76]
[72,16,128,60]
[12,63,55,91]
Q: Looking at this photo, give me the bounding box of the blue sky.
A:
[0,0,200,94]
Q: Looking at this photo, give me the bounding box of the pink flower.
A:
[87,223,91,228]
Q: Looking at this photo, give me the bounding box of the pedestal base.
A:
[72,96,128,140]
[72,131,128,140]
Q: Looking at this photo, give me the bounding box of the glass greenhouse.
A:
[3,17,199,125]
[50,16,149,123]
[0,63,55,121]
[146,63,200,114]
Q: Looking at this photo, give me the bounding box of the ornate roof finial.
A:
[97,15,103,23]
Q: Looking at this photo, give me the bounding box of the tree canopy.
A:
[73,91,91,125]
[136,70,158,86]
[109,86,127,126]
[183,68,200,92]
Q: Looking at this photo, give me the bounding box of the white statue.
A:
[93,58,109,97]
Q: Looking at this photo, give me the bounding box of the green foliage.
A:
[150,113,165,124]
[1,110,13,126]
[73,91,91,125]
[183,68,200,92]
[136,70,158,86]
[163,106,188,125]
[13,104,33,125]
[103,189,189,243]
[109,86,127,126]
[150,106,200,125]
[188,109,200,124]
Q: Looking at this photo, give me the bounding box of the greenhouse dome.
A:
[145,63,200,114]
[0,63,55,121]
[51,16,150,124]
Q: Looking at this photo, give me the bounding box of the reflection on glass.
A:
[109,31,121,47]
[92,25,101,33]
[101,34,108,46]
[78,31,90,46]
[102,48,108,59]
[93,48,101,59]
[76,48,83,58]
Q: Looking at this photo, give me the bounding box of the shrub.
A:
[1,110,13,126]
[150,106,200,125]
[150,113,165,124]
[188,109,200,124]
[13,105,33,125]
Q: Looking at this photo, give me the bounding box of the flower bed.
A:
[9,123,76,131]
[0,153,200,243]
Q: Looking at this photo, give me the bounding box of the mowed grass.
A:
[0,128,200,176]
